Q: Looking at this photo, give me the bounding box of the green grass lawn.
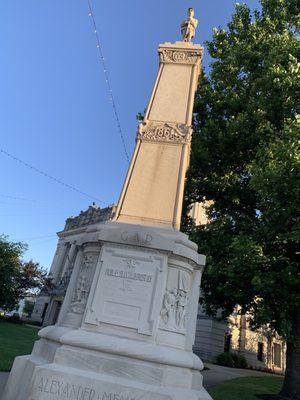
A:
[0,322,39,371]
[209,376,284,400]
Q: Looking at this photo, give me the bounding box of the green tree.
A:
[183,1,300,398]
[0,235,45,312]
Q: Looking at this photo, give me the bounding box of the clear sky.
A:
[0,0,261,269]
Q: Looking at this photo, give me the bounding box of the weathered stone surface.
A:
[114,41,203,230]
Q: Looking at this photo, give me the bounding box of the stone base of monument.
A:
[3,223,212,400]
[5,339,211,400]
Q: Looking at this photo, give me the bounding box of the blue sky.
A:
[0,0,261,269]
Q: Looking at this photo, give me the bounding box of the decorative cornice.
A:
[64,205,115,232]
[137,121,192,144]
[159,48,202,65]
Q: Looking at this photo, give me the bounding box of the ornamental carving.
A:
[160,270,191,334]
[138,122,191,144]
[69,252,98,314]
[159,49,201,65]
[64,204,114,231]
[82,253,98,269]
[70,275,91,314]
[160,289,189,332]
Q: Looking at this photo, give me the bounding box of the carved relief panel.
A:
[159,267,192,334]
[69,249,100,315]
[137,121,192,144]
[159,49,202,65]
[85,244,166,336]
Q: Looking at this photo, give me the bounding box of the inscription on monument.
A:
[120,231,153,246]
[35,377,136,400]
[85,246,165,335]
[105,268,152,283]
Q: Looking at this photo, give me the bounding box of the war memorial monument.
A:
[3,9,212,400]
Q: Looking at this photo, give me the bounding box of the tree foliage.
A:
[0,235,46,312]
[183,1,300,397]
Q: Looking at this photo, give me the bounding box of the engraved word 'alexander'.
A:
[37,377,136,400]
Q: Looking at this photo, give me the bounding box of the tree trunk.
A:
[280,311,300,400]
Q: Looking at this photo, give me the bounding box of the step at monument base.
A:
[5,341,212,400]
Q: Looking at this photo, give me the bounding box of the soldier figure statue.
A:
[181,8,198,42]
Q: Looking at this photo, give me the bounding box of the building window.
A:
[273,343,282,368]
[257,342,264,362]
[224,333,232,353]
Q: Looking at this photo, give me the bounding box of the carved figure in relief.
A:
[75,276,88,301]
[83,254,95,269]
[161,288,189,331]
[160,270,191,332]
[160,290,177,327]
[181,8,198,42]
[70,275,90,314]
[177,290,189,328]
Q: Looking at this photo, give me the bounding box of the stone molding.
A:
[137,121,192,144]
[39,327,203,370]
[159,48,203,65]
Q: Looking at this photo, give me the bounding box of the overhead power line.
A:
[0,194,38,202]
[87,0,130,163]
[0,148,109,205]
[15,234,57,241]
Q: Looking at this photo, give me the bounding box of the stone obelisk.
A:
[115,10,201,230]
[3,9,212,400]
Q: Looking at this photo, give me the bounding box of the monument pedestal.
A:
[4,222,211,400]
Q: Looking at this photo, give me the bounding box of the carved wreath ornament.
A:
[138,122,191,144]
[159,49,201,65]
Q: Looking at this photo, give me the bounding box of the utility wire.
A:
[0,148,109,205]
[0,194,38,203]
[0,212,71,217]
[24,237,58,246]
[15,234,57,241]
[87,0,130,163]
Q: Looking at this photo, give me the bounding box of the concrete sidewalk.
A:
[202,362,279,389]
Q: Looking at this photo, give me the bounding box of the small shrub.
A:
[232,352,248,368]
[216,352,248,369]
[216,352,235,367]
[5,313,23,324]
